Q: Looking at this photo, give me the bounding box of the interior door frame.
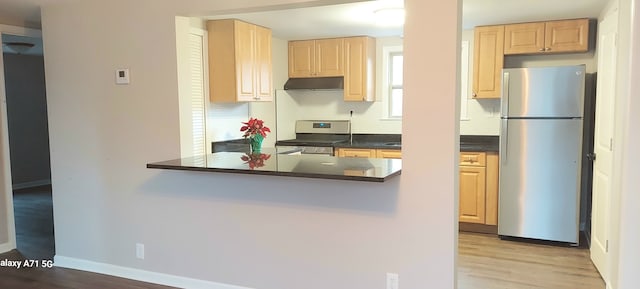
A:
[0,24,42,254]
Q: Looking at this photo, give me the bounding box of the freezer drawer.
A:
[498,118,582,243]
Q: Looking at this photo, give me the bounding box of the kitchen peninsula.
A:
[147,148,402,182]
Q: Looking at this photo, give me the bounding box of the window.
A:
[388,52,403,118]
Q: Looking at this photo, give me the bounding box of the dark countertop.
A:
[147,148,402,183]
[332,134,499,152]
[334,134,402,149]
[460,135,499,152]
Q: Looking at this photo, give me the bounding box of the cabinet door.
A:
[504,22,545,54]
[255,25,273,101]
[337,148,376,158]
[288,40,315,78]
[459,166,486,224]
[234,20,257,101]
[472,25,504,99]
[376,149,401,159]
[544,19,589,53]
[344,37,375,102]
[315,38,344,77]
[208,19,237,102]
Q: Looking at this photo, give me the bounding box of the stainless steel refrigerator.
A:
[498,65,585,245]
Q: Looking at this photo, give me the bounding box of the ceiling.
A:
[203,0,609,40]
[0,0,609,42]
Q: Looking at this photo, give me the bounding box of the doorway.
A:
[1,33,54,260]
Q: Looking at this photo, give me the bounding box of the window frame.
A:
[381,45,404,120]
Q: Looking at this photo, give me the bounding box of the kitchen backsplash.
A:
[460,98,501,135]
[275,89,402,139]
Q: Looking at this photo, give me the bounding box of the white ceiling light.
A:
[374,8,405,27]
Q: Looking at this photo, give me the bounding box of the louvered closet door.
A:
[189,31,207,156]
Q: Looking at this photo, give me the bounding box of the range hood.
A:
[283,76,344,90]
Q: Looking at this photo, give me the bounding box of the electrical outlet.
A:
[136,243,145,259]
[386,273,399,289]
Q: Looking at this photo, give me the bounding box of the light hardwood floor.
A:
[458,232,605,289]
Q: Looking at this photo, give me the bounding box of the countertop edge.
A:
[146,163,401,183]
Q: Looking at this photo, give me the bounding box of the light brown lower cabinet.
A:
[376,149,402,159]
[335,148,401,159]
[459,151,499,233]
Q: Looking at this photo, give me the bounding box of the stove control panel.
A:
[295,120,350,134]
[312,122,332,129]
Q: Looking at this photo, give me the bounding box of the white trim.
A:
[54,255,254,289]
[0,241,15,254]
[12,179,51,190]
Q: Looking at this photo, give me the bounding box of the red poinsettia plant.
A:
[240,117,271,139]
[241,153,271,169]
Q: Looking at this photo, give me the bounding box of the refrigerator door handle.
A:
[501,72,510,116]
[501,119,508,164]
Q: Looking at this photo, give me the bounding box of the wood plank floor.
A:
[458,232,606,289]
[13,185,55,260]
[0,250,177,289]
[0,233,606,289]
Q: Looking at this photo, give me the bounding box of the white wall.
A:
[39,1,457,289]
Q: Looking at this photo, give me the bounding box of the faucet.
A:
[349,110,353,144]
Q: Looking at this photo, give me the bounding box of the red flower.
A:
[240,117,271,138]
[241,153,271,169]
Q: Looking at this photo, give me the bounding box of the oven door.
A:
[300,146,334,155]
[275,145,333,156]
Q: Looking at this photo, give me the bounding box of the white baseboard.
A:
[12,179,51,190]
[54,255,253,289]
[0,241,15,254]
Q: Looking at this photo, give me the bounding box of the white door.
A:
[591,6,618,282]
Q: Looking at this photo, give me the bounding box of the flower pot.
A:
[249,134,264,153]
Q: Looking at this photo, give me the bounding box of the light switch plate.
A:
[115,68,130,84]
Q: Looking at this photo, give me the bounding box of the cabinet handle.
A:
[472,92,477,98]
[545,47,551,51]
[539,48,545,51]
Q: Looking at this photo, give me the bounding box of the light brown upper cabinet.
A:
[344,36,376,102]
[504,18,589,55]
[288,38,344,78]
[472,25,504,99]
[208,19,273,102]
[288,36,375,102]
